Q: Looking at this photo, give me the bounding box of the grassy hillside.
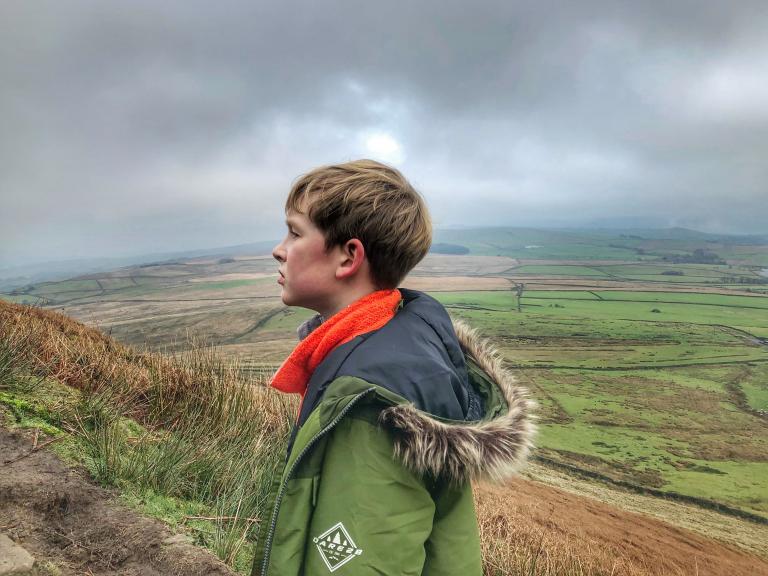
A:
[0,301,292,573]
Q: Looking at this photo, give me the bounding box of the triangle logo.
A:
[312,522,363,572]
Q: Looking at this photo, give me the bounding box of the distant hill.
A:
[3,227,767,292]
[0,241,277,292]
[433,226,768,265]
[429,242,470,255]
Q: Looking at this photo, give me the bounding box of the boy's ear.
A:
[335,238,367,280]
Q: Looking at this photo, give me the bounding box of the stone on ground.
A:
[0,533,35,575]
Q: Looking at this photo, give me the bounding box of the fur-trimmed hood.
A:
[380,319,536,484]
[292,288,536,484]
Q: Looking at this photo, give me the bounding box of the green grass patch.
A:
[517,293,768,338]
[509,265,610,276]
[519,290,601,300]
[533,369,768,514]
[595,263,730,278]
[743,381,768,411]
[662,461,768,515]
[660,368,728,393]
[434,290,767,352]
[259,306,316,331]
[0,294,48,305]
[593,291,768,309]
[185,278,272,291]
[32,279,102,294]
[99,277,140,290]
[738,364,768,411]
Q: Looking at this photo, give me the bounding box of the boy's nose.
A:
[273,242,286,263]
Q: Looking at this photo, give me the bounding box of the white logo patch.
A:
[312,522,363,572]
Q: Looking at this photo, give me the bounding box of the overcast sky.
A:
[1,0,767,267]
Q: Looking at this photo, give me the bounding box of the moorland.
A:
[2,226,768,574]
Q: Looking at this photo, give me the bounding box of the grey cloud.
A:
[1,0,767,267]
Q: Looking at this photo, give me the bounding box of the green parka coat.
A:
[251,289,535,576]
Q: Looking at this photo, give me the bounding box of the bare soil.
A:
[0,418,235,576]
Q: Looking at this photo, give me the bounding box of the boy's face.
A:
[272,202,342,315]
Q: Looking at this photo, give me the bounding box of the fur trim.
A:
[379,319,536,484]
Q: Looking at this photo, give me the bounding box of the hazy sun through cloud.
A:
[0,0,767,268]
[364,133,404,165]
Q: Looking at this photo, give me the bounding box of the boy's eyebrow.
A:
[285,215,301,229]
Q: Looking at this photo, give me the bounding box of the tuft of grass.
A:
[475,486,691,576]
[68,347,295,571]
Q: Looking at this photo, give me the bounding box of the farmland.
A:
[2,227,767,523]
[435,287,768,516]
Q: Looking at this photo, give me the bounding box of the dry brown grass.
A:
[476,484,660,576]
[0,300,293,426]
[1,301,161,394]
[524,463,768,560]
[475,477,768,576]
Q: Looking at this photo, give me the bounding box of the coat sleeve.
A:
[302,409,484,575]
[421,479,484,575]
[302,411,434,575]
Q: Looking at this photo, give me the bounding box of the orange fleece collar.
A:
[270,289,402,396]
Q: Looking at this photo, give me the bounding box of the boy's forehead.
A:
[285,207,311,228]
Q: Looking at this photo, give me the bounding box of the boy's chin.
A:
[279,290,304,309]
[280,292,324,316]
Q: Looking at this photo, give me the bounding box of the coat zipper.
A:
[258,388,375,576]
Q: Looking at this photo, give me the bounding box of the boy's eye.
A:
[289,229,299,237]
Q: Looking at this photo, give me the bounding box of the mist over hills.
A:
[0,240,278,292]
[1,226,766,293]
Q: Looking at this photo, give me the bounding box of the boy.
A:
[251,159,535,576]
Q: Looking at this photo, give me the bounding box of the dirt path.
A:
[476,479,768,576]
[0,419,235,576]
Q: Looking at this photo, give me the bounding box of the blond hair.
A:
[286,159,432,288]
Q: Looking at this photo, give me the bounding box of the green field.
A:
[185,278,273,291]
[507,262,766,287]
[32,279,101,293]
[433,289,768,516]
[2,294,47,305]
[437,290,768,340]
[510,265,611,276]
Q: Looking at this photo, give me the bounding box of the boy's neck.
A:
[319,284,380,319]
